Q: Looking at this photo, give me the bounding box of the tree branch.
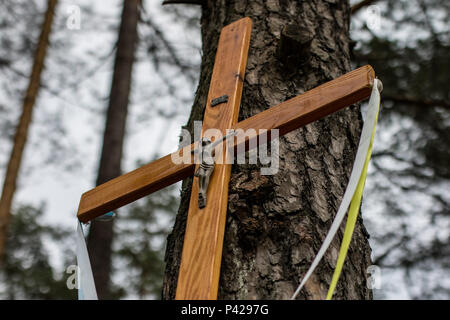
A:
[373,237,409,266]
[383,94,450,109]
[162,0,203,5]
[351,0,381,15]
[139,11,197,83]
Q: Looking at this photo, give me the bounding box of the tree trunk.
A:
[87,0,140,299]
[0,0,58,264]
[163,0,373,300]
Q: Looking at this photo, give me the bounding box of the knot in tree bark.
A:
[277,23,314,72]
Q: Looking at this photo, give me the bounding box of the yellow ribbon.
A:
[326,101,380,300]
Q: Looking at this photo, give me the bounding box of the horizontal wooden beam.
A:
[77,65,375,223]
[233,64,375,139]
[77,154,195,223]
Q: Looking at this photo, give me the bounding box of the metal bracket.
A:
[210,95,229,107]
[193,130,236,208]
[194,138,214,208]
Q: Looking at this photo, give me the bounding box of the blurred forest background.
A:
[0,0,448,299]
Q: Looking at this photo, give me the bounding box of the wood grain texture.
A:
[77,153,194,223]
[175,17,252,300]
[232,65,376,148]
[76,65,375,223]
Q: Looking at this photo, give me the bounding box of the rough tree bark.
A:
[163,0,373,300]
[0,0,58,264]
[87,0,140,299]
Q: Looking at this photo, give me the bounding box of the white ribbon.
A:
[76,221,98,300]
[291,79,382,299]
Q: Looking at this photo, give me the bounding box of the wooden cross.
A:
[77,17,376,300]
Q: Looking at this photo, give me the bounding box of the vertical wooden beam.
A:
[175,17,252,300]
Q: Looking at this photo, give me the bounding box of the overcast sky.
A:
[1,0,447,299]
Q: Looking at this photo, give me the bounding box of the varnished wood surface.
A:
[232,65,375,149]
[175,17,252,300]
[77,65,375,224]
[77,153,194,223]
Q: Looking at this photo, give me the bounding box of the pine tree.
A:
[163,1,373,299]
[0,0,58,264]
[86,0,140,299]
